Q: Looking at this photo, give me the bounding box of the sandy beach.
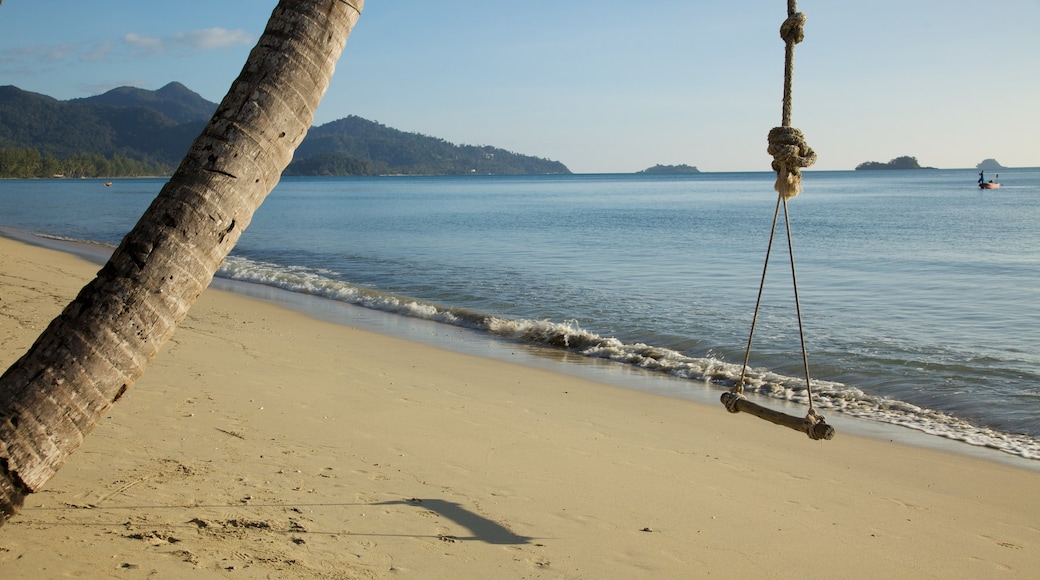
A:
[0,234,1037,579]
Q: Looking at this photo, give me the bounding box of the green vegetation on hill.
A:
[287,116,570,175]
[0,85,190,175]
[637,164,700,174]
[855,156,933,170]
[0,147,167,178]
[0,84,570,178]
[70,82,217,124]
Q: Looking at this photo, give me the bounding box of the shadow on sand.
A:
[375,498,533,545]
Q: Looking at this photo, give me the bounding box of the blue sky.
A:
[1,1,1037,173]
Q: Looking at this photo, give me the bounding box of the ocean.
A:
[1,169,1038,464]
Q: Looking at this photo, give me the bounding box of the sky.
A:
[1,0,1037,173]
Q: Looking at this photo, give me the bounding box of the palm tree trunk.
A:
[0,0,363,524]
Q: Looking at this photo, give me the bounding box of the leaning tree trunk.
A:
[0,0,363,524]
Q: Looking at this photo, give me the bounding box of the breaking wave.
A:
[218,255,1040,461]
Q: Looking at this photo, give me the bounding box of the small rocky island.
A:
[855,156,935,170]
[638,164,701,174]
[976,158,1005,170]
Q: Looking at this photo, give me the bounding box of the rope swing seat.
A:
[721,1,834,441]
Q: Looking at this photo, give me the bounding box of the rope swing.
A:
[720,0,834,441]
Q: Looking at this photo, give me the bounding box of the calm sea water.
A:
[2,169,1038,462]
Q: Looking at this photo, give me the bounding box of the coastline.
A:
[1,235,1038,578]
[7,226,1037,471]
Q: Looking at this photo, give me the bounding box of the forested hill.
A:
[287,116,569,176]
[70,82,217,124]
[0,84,203,176]
[0,84,570,177]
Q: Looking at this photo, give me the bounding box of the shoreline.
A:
[6,226,1037,472]
[210,275,1040,472]
[1,234,1039,577]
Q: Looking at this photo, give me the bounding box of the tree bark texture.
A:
[0,0,363,524]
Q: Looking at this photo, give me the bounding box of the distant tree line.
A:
[637,163,701,174]
[283,152,374,176]
[0,147,170,178]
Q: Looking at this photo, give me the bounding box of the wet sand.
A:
[1,235,1037,578]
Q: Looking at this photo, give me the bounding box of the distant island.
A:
[0,83,570,178]
[638,164,701,174]
[854,156,935,170]
[976,159,1005,170]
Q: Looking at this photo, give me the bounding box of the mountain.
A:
[976,158,1005,170]
[0,84,204,168]
[0,84,570,177]
[70,82,217,124]
[287,116,569,175]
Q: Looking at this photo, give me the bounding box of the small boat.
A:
[104,182,113,187]
[978,171,1000,189]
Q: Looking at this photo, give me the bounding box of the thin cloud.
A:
[80,41,114,63]
[123,33,164,55]
[0,26,255,76]
[0,43,93,78]
[170,28,255,51]
[121,28,255,55]
[0,43,80,65]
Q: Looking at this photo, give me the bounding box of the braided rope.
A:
[768,127,816,200]
[768,5,816,199]
[802,409,828,440]
[730,1,827,436]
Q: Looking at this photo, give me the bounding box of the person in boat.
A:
[978,171,1000,188]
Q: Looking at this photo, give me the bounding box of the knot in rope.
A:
[722,391,746,414]
[767,126,816,199]
[802,409,831,441]
[780,12,807,45]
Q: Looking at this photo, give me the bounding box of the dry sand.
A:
[0,234,1037,579]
